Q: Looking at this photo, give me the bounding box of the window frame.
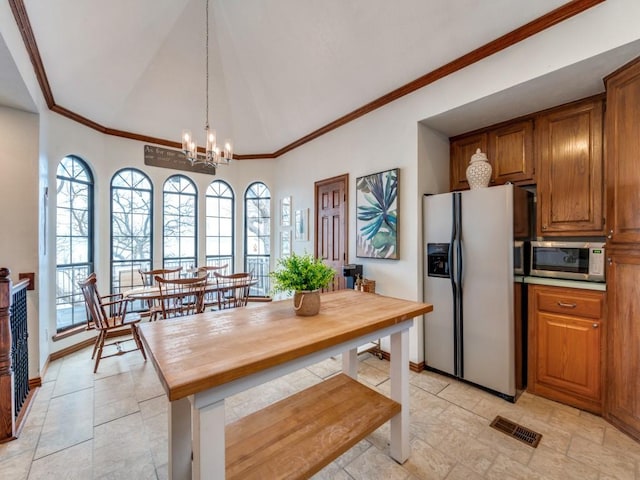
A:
[162,174,198,271]
[244,181,271,296]
[205,179,235,271]
[109,168,154,302]
[55,155,94,332]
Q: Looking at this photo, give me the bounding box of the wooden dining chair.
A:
[78,273,147,373]
[214,272,252,310]
[155,274,208,319]
[197,264,228,310]
[137,266,183,320]
[138,266,183,286]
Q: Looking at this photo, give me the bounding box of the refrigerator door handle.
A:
[453,193,463,378]
[450,194,459,377]
[456,193,464,379]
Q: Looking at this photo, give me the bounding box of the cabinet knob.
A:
[592,323,599,329]
[608,257,612,266]
[607,229,613,239]
[542,225,547,230]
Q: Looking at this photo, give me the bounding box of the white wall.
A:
[2,0,640,373]
[0,106,40,378]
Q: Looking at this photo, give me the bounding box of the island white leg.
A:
[389,328,410,463]
[342,348,358,378]
[169,396,193,480]
[193,398,226,479]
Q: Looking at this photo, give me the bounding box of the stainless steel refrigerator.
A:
[423,184,531,401]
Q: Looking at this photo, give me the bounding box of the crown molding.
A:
[9,0,605,160]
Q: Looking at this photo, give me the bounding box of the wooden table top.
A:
[138,289,433,401]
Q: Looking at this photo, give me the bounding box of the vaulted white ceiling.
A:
[2,0,634,155]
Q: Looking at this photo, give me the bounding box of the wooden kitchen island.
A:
[138,289,433,480]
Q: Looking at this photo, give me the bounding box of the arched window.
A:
[163,175,197,270]
[110,169,153,297]
[206,180,234,271]
[244,182,271,296]
[55,155,94,332]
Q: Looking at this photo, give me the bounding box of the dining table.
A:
[122,278,257,302]
[137,289,433,480]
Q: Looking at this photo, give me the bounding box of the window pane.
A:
[163,175,196,268]
[56,156,93,332]
[110,169,153,297]
[206,180,234,271]
[244,182,271,295]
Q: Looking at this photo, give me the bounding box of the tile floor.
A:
[1,344,639,479]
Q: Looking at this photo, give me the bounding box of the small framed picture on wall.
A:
[281,196,291,227]
[294,208,309,241]
[280,230,291,257]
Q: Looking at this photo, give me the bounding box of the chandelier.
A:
[181,0,233,169]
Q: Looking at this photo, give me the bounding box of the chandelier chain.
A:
[180,0,233,168]
[205,0,209,130]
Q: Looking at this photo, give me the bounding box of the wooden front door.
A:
[315,174,348,290]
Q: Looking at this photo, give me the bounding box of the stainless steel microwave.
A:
[530,241,605,282]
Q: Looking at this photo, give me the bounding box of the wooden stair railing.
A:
[0,267,30,443]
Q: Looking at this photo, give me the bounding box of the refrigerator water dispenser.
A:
[427,243,450,278]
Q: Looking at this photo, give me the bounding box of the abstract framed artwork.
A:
[356,168,399,259]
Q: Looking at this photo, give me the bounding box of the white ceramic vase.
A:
[466,148,492,189]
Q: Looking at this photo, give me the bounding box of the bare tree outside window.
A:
[163,175,197,270]
[111,169,153,301]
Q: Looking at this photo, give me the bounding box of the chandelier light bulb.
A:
[182,130,192,151]
[206,127,216,153]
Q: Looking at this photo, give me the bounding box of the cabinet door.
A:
[528,285,604,413]
[537,99,604,236]
[488,120,534,185]
[605,58,640,244]
[450,133,487,191]
[606,250,640,440]
[536,312,601,402]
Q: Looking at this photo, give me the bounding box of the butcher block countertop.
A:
[138,289,433,401]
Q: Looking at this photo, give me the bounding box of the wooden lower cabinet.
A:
[605,250,640,440]
[528,285,604,414]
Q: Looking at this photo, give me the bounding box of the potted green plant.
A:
[270,252,335,316]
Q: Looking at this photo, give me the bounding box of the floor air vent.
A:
[490,415,542,448]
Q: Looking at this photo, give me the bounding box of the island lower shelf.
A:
[225,373,401,480]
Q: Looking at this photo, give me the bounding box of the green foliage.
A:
[270,252,335,293]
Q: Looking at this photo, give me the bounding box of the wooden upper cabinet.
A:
[605,57,640,244]
[536,98,604,237]
[488,120,534,185]
[450,133,487,191]
[450,120,534,192]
